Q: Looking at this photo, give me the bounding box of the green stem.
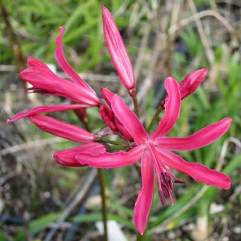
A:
[97,169,108,241]
[147,101,165,131]
[74,111,108,241]
[130,89,140,116]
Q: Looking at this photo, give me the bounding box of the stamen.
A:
[27,87,53,94]
[157,171,175,205]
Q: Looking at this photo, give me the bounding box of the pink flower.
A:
[30,115,95,142]
[102,6,136,93]
[20,28,100,107]
[8,27,101,140]
[54,77,231,235]
[7,6,232,236]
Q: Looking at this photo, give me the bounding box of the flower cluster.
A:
[7,6,232,235]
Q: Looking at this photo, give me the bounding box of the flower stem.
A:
[147,101,165,131]
[130,89,140,116]
[97,169,108,241]
[74,112,108,241]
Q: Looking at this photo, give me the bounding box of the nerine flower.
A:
[54,77,231,235]
[7,5,232,236]
[21,27,100,107]
[7,26,100,129]
[8,5,207,137]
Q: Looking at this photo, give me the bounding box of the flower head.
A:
[54,77,231,235]
[7,6,232,237]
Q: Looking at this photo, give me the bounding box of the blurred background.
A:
[0,0,240,240]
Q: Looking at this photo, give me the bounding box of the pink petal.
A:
[100,105,133,139]
[100,89,133,139]
[75,145,144,168]
[7,104,86,123]
[54,143,106,166]
[134,150,154,235]
[158,150,231,189]
[114,119,133,140]
[152,77,181,138]
[111,95,148,144]
[102,6,135,90]
[30,115,95,142]
[55,26,93,90]
[20,67,100,106]
[100,105,133,140]
[156,118,232,151]
[101,87,115,106]
[180,68,208,99]
[99,104,133,140]
[99,104,118,131]
[27,56,47,68]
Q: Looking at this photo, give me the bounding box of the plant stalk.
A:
[97,169,108,241]
[147,101,165,131]
[130,89,140,116]
[74,112,108,241]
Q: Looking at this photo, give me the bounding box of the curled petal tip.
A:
[224,117,232,125]
[56,26,65,45]
[200,67,208,74]
[195,67,208,75]
[19,69,27,79]
[55,23,99,101]
[101,87,114,96]
[222,175,232,190]
[101,87,115,105]
[195,67,208,80]
[101,5,106,10]
[180,67,208,99]
[220,117,232,132]
[27,55,41,67]
[165,76,176,83]
[101,5,109,15]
